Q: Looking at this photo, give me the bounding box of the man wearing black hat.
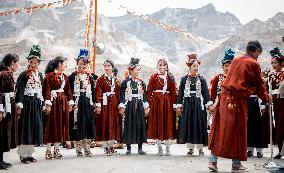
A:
[208,41,269,172]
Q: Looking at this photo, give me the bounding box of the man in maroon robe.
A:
[208,41,269,172]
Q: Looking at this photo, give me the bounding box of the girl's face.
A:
[103,62,113,75]
[189,61,199,75]
[58,60,67,72]
[222,62,231,74]
[77,59,87,72]
[271,58,281,71]
[10,61,19,72]
[157,61,167,75]
[28,58,40,71]
[130,66,140,78]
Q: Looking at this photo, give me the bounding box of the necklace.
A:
[130,79,139,91]
[157,74,166,86]
[104,75,115,87]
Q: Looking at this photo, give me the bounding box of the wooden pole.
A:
[92,0,98,73]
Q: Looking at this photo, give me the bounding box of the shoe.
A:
[187,149,193,156]
[247,151,253,157]
[109,147,117,155]
[114,143,124,149]
[45,150,53,159]
[27,157,37,163]
[274,154,282,159]
[199,149,204,156]
[53,149,63,159]
[165,146,171,156]
[257,152,263,158]
[85,151,93,157]
[126,150,131,155]
[20,157,31,164]
[1,161,12,168]
[0,162,8,170]
[231,165,248,172]
[138,149,146,155]
[76,151,84,157]
[157,147,163,156]
[104,148,111,156]
[208,162,218,172]
[90,141,96,148]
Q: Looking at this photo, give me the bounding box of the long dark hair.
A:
[0,53,19,71]
[45,56,67,74]
[157,59,175,82]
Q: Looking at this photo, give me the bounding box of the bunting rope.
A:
[107,0,246,54]
[0,0,75,16]
[0,0,246,55]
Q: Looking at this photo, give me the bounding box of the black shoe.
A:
[0,162,8,170]
[1,161,12,168]
[27,157,37,163]
[257,152,263,158]
[20,157,31,164]
[187,149,193,156]
[247,151,253,157]
[126,150,131,155]
[138,149,146,155]
[274,154,282,159]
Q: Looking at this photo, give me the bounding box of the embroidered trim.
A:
[175,104,182,108]
[96,103,101,108]
[143,102,149,109]
[205,101,213,108]
[24,71,43,101]
[16,102,23,109]
[0,104,4,112]
[45,100,52,106]
[118,103,126,109]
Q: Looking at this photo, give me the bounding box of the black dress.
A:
[0,68,18,152]
[247,95,269,149]
[177,75,212,145]
[120,77,148,144]
[69,72,96,141]
[16,70,44,145]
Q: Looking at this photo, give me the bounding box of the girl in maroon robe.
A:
[43,56,74,159]
[147,59,177,156]
[95,60,121,156]
[0,53,19,170]
[268,47,284,159]
[210,49,235,104]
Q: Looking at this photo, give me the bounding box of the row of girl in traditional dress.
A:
[209,47,284,160]
[0,44,215,169]
[0,44,283,169]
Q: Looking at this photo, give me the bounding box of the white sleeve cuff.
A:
[45,100,52,106]
[260,105,266,110]
[16,103,23,109]
[205,101,213,108]
[143,102,149,109]
[68,100,74,106]
[173,104,178,109]
[96,103,101,108]
[0,104,4,112]
[118,103,126,109]
[176,104,182,108]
